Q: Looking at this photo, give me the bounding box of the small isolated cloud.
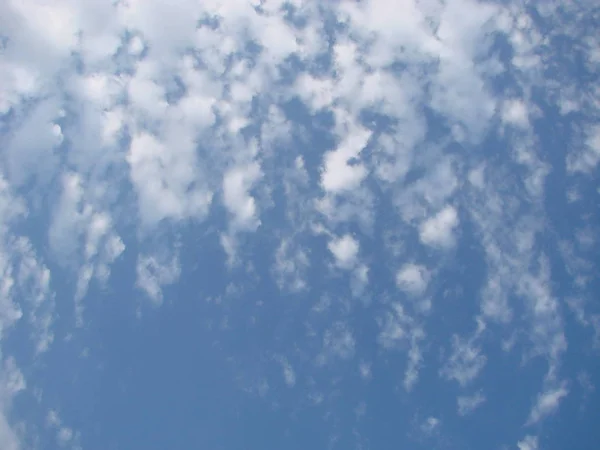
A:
[396,263,430,296]
[457,391,486,416]
[527,382,568,425]
[46,409,77,448]
[421,416,440,435]
[351,263,369,298]
[441,334,487,387]
[517,435,539,450]
[359,361,372,381]
[404,327,425,391]
[419,205,459,249]
[135,253,181,305]
[318,322,356,365]
[279,358,296,388]
[273,238,309,293]
[328,234,360,270]
[378,303,413,350]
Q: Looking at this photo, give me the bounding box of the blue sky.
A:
[0,1,599,449]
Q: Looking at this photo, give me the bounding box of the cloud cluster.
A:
[0,0,598,449]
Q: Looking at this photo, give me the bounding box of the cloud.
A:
[419,205,459,249]
[421,416,440,435]
[328,234,360,270]
[135,252,181,305]
[441,330,487,387]
[0,0,598,447]
[318,321,356,365]
[359,361,372,381]
[404,327,425,391]
[272,238,309,293]
[396,263,430,296]
[517,435,539,450]
[49,172,125,325]
[527,382,569,425]
[223,161,263,232]
[127,132,213,227]
[567,124,600,174]
[378,303,413,350]
[457,391,486,416]
[320,127,371,194]
[0,356,26,450]
[279,358,296,388]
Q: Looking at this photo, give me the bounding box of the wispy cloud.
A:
[527,382,569,425]
[457,391,486,416]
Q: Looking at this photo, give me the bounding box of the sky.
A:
[0,0,599,449]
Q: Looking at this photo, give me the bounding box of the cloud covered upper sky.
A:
[1,0,599,449]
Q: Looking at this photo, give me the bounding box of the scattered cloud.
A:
[135,252,181,305]
[396,263,430,296]
[457,391,486,416]
[441,328,487,387]
[0,0,598,448]
[419,205,460,249]
[328,234,360,270]
[517,435,539,450]
[527,382,569,425]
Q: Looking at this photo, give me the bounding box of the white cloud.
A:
[527,382,568,425]
[567,124,600,174]
[378,303,412,350]
[419,205,459,249]
[404,327,425,391]
[441,332,487,387]
[127,132,213,227]
[279,358,296,388]
[135,253,181,305]
[0,0,598,446]
[328,234,360,270]
[273,238,309,293]
[0,356,26,450]
[318,322,355,365]
[421,416,440,435]
[350,263,369,298]
[396,263,430,296]
[517,435,539,450]
[223,161,263,232]
[49,172,125,325]
[359,361,372,381]
[502,98,530,128]
[321,127,371,194]
[457,391,486,416]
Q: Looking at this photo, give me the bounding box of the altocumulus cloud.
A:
[0,0,599,449]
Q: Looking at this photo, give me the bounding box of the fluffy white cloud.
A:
[0,0,598,447]
[328,234,360,270]
[223,161,263,232]
[128,132,213,227]
[419,205,459,249]
[396,263,430,296]
[321,127,371,194]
